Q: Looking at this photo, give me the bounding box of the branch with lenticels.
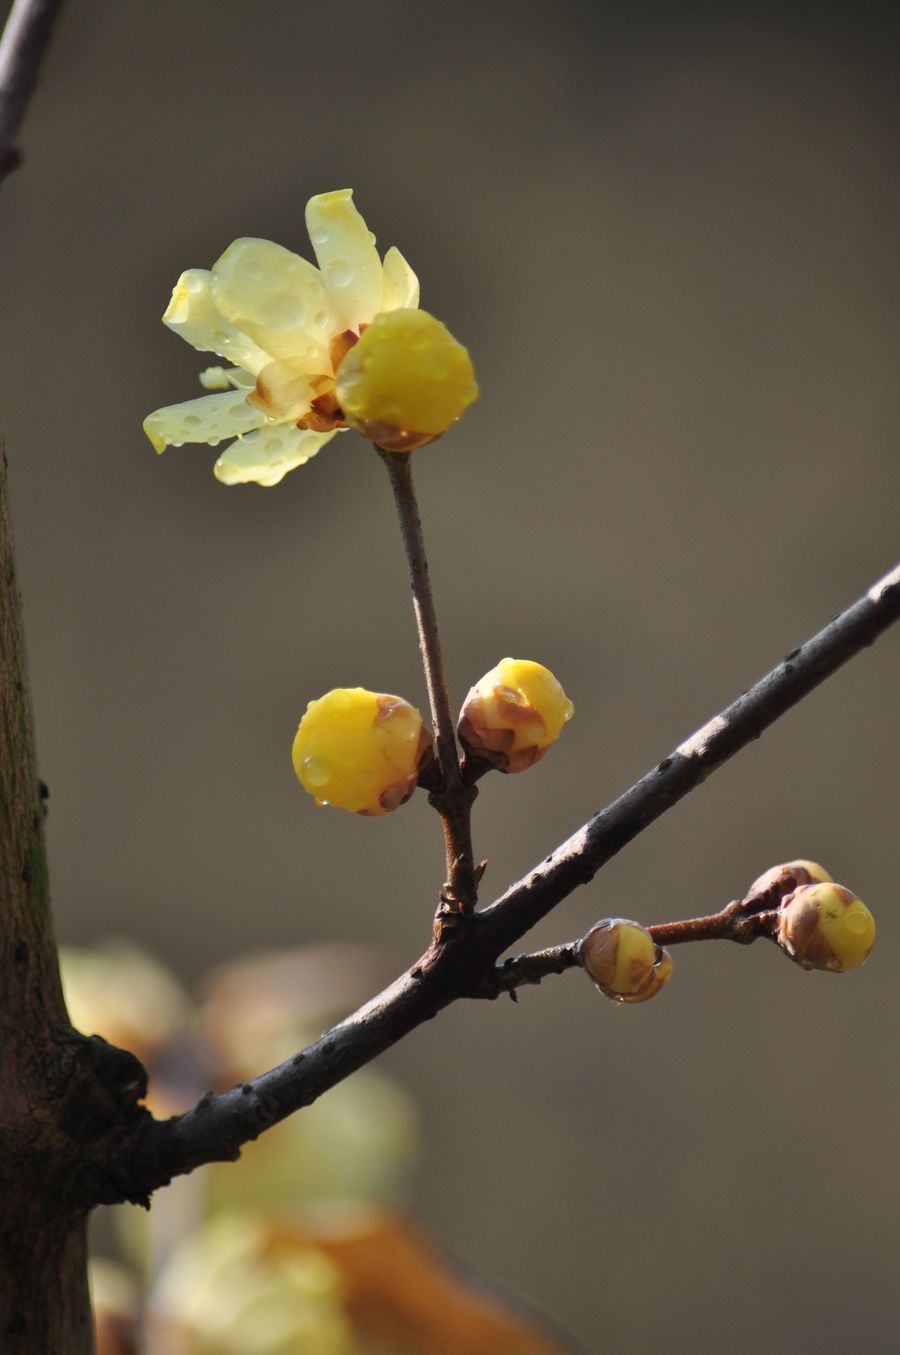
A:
[93,561,899,1207]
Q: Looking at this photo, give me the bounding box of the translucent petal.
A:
[199,366,256,390]
[143,391,264,454]
[306,189,383,331]
[247,359,315,422]
[213,426,341,488]
[162,269,271,375]
[210,239,335,363]
[381,246,420,312]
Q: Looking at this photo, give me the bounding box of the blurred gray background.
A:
[2,1,898,1350]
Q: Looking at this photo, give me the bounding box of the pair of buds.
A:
[291,659,574,816]
[579,859,876,1006]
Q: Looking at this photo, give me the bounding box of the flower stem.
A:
[378,449,478,916]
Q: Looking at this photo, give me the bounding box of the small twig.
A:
[90,560,898,1206]
[379,449,478,914]
[485,897,781,997]
[648,904,777,947]
[0,0,66,185]
[478,561,900,956]
[488,942,581,995]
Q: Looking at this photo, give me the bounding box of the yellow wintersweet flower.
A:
[143,190,422,487]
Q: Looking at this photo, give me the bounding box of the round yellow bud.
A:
[777,882,875,972]
[747,858,833,900]
[580,919,673,1004]
[334,308,478,451]
[457,658,574,774]
[292,688,432,816]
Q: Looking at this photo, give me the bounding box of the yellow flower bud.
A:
[457,658,573,774]
[776,882,875,972]
[334,308,478,452]
[580,919,673,1004]
[292,688,432,816]
[747,858,833,900]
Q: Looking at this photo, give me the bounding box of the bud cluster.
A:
[291,658,573,817]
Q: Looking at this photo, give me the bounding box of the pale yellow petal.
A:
[211,238,335,363]
[199,366,256,390]
[306,189,383,331]
[247,359,315,422]
[380,246,420,312]
[213,426,341,488]
[143,392,263,455]
[163,269,271,376]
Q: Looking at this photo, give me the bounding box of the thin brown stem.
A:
[379,449,478,914]
[484,897,782,997]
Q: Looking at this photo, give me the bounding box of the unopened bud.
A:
[777,882,875,972]
[335,308,478,452]
[292,688,433,815]
[458,657,574,773]
[580,919,673,1004]
[747,858,832,899]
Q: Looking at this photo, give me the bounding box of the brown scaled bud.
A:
[458,658,574,774]
[580,919,673,1004]
[776,882,875,973]
[747,858,832,901]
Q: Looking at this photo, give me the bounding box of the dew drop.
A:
[242,260,263,280]
[182,414,202,428]
[310,227,328,246]
[303,756,330,788]
[328,259,353,288]
[184,273,203,293]
[313,309,328,329]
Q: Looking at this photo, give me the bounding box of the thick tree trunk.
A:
[0,446,93,1353]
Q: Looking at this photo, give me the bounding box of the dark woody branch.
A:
[0,0,66,184]
[97,560,900,1205]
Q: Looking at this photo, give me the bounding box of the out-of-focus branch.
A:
[96,561,899,1205]
[0,0,66,184]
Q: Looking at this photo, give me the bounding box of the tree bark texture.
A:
[1,447,147,1353]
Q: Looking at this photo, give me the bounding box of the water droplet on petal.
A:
[311,227,328,246]
[327,259,353,288]
[303,756,330,788]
